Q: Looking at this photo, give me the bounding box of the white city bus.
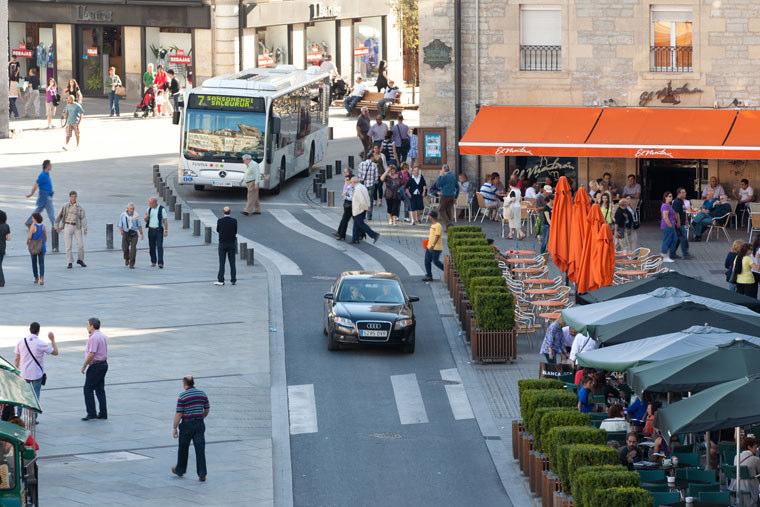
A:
[178,65,330,193]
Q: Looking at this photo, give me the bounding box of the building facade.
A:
[419,0,760,210]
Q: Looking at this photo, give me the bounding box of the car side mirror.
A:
[323,292,334,300]
[408,296,420,303]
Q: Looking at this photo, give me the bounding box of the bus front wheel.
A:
[193,185,206,191]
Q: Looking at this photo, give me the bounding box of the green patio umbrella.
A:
[628,340,760,393]
[0,369,41,413]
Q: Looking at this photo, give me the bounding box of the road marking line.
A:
[440,368,475,420]
[193,209,302,275]
[391,374,429,425]
[269,209,384,272]
[304,209,426,276]
[287,384,318,435]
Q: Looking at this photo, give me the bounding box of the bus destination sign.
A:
[188,95,265,112]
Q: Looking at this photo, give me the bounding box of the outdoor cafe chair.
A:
[747,203,760,242]
[650,491,680,507]
[686,482,720,498]
[638,469,667,485]
[698,491,731,505]
[630,247,651,259]
[473,193,495,223]
[675,467,700,480]
[728,199,740,229]
[421,195,439,224]
[705,212,732,243]
[453,192,471,223]
[643,484,671,493]
[685,467,717,483]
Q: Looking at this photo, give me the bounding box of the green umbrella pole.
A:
[737,426,741,493]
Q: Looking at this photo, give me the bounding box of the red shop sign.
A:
[87,47,98,57]
[169,54,192,65]
[12,48,33,58]
[258,53,274,68]
[306,51,322,63]
[353,45,369,57]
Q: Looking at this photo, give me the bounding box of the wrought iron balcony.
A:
[520,45,562,71]
[650,46,693,72]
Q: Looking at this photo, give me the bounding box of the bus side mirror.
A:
[272,116,281,135]
[172,110,180,125]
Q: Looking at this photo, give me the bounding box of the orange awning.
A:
[459,106,760,159]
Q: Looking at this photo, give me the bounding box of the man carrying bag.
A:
[14,322,59,416]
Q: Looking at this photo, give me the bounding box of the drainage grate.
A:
[73,451,150,463]
[369,432,403,440]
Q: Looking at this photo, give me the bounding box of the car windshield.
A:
[337,279,405,304]
[183,108,266,163]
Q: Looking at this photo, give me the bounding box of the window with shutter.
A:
[650,6,693,72]
[519,6,561,71]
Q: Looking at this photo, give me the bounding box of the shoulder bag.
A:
[23,338,47,385]
[27,225,43,255]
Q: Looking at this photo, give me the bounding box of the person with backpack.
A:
[144,197,168,268]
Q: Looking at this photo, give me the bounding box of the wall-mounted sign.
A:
[76,5,113,22]
[353,45,369,57]
[12,44,33,58]
[87,47,98,57]
[258,52,274,68]
[309,2,341,20]
[169,54,192,65]
[514,157,578,185]
[639,81,703,106]
[423,39,452,69]
[418,127,447,169]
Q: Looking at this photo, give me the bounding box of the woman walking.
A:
[64,79,83,103]
[541,194,554,254]
[406,166,426,225]
[334,168,354,241]
[27,213,47,286]
[660,192,677,263]
[0,210,9,287]
[154,65,169,116]
[8,80,20,119]
[107,67,122,117]
[504,177,524,240]
[45,78,58,128]
[407,128,418,165]
[734,242,758,298]
[381,165,402,225]
[374,60,388,92]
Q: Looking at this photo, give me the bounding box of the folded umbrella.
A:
[567,187,590,283]
[547,176,572,273]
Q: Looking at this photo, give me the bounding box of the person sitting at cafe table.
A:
[591,370,620,402]
[602,172,619,197]
[729,435,760,504]
[478,174,500,219]
[577,376,595,414]
[491,172,505,194]
[619,433,643,470]
[734,178,754,228]
[692,194,732,241]
[702,175,726,199]
[621,174,641,199]
[600,404,628,432]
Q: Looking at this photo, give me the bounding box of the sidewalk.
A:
[0,109,273,506]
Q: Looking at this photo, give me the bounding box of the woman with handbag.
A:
[381,165,402,225]
[107,67,123,117]
[27,213,47,286]
[45,78,59,129]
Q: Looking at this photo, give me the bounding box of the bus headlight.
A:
[183,168,199,177]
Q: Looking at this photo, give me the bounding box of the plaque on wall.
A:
[419,127,447,169]
[423,39,452,69]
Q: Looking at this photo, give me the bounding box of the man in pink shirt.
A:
[81,317,108,421]
[14,322,59,411]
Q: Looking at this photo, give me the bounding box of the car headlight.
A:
[394,319,414,330]
[334,316,355,328]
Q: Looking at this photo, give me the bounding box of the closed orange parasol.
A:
[567,187,591,283]
[547,176,573,273]
[577,204,616,293]
[575,205,599,293]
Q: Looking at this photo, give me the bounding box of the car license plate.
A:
[360,330,387,338]
[213,180,234,187]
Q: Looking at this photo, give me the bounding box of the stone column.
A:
[123,26,142,100]
[339,20,353,78]
[0,0,8,138]
[385,9,403,86]
[241,27,256,69]
[291,24,305,69]
[55,24,73,87]
[212,0,240,75]
[193,29,213,85]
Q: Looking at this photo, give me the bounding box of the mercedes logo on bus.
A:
[218,171,227,178]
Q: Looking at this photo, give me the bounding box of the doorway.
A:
[639,158,707,220]
[76,25,123,97]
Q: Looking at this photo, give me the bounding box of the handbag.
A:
[115,85,126,97]
[730,255,741,284]
[27,228,43,255]
[23,338,47,386]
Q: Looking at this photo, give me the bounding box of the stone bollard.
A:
[106,223,114,250]
[246,247,255,266]
[168,194,177,212]
[51,228,59,252]
[182,212,190,229]
[325,164,332,179]
[327,190,335,207]
[313,178,320,195]
[204,226,212,244]
[239,242,248,260]
[335,160,342,175]
[193,219,201,236]
[175,203,182,221]
[320,186,327,203]
[328,126,333,140]
[348,155,355,169]
[153,164,160,177]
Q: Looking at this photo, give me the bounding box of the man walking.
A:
[368,116,388,147]
[171,375,210,481]
[118,203,144,268]
[14,322,59,409]
[671,188,692,260]
[241,154,265,216]
[422,211,444,282]
[350,177,380,244]
[145,197,168,268]
[356,107,372,157]
[81,318,108,421]
[392,115,411,163]
[215,207,237,286]
[435,165,459,230]
[357,154,379,220]
[62,95,84,151]
[55,190,88,268]
[25,160,55,226]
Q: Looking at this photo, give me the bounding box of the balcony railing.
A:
[650,46,693,72]
[520,45,562,71]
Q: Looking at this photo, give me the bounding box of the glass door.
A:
[77,25,123,97]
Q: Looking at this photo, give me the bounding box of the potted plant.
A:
[590,487,651,507]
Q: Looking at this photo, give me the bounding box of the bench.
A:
[336,91,419,117]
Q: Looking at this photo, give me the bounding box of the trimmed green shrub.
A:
[572,467,639,507]
[536,411,590,452]
[545,426,606,472]
[448,237,490,251]
[453,253,497,271]
[558,444,619,491]
[517,379,563,399]
[472,290,515,330]
[448,225,484,234]
[463,266,502,285]
[467,273,506,294]
[529,408,579,448]
[520,389,577,432]
[590,487,651,507]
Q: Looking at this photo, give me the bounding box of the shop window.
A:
[9,23,55,83]
[305,21,336,67]
[257,26,289,68]
[519,6,561,71]
[77,25,123,96]
[353,18,382,80]
[145,27,193,87]
[650,6,693,72]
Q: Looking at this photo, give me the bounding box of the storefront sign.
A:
[634,148,674,159]
[418,127,447,169]
[309,2,341,20]
[514,157,578,184]
[169,54,192,65]
[423,39,452,69]
[76,5,113,22]
[187,94,266,113]
[353,45,369,57]
[258,53,274,68]
[639,81,703,106]
[12,44,32,58]
[87,47,98,57]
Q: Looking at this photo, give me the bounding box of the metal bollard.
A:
[328,126,333,140]
[175,203,182,221]
[153,164,160,177]
[106,223,114,250]
[348,155,355,169]
[325,164,332,179]
[327,190,335,207]
[246,247,254,266]
[193,219,201,236]
[182,212,190,229]
[204,226,212,244]
[168,194,177,212]
[51,228,59,252]
[335,160,342,175]
[320,186,327,203]
[239,242,248,260]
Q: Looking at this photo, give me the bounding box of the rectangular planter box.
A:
[512,420,523,460]
[529,451,543,494]
[444,255,451,291]
[470,319,517,363]
[519,432,533,476]
[542,471,560,507]
[553,491,574,507]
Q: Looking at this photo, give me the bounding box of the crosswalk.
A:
[288,370,475,435]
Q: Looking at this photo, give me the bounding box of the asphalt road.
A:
[177,177,511,507]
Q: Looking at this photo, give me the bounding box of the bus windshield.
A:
[183,107,266,163]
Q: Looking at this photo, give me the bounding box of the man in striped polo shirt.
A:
[171,375,210,481]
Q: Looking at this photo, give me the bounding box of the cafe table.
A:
[538,312,562,323]
[615,250,634,257]
[506,249,536,256]
[505,257,540,265]
[512,267,544,275]
[525,288,560,296]
[531,300,567,309]
[616,269,649,279]
[522,278,556,286]
[615,258,644,266]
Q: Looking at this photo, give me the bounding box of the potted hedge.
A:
[544,425,607,476]
[470,289,516,362]
[572,466,639,507]
[590,487,651,507]
[528,408,578,495]
[514,379,563,461]
[518,389,577,474]
[556,444,618,492]
[536,411,590,453]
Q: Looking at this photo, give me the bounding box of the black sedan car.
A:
[323,272,419,353]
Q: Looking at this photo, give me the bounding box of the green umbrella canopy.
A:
[0,355,18,374]
[576,326,760,371]
[0,369,41,413]
[629,340,760,393]
[654,375,760,438]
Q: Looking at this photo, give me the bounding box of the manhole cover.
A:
[73,451,150,463]
[369,432,403,440]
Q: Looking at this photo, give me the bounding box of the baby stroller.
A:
[134,88,155,118]
[331,76,349,103]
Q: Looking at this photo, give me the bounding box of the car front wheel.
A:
[327,332,339,351]
[402,334,415,354]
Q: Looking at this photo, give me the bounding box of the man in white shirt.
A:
[368,116,388,146]
[377,80,401,120]
[319,55,338,79]
[343,76,367,115]
[701,176,726,199]
[735,178,754,228]
[479,175,500,218]
[569,329,597,363]
[14,321,59,405]
[524,182,539,199]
